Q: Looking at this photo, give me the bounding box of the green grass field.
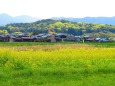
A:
[0,42,115,86]
[0,41,115,47]
[85,42,115,47]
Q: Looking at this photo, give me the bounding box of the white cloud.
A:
[0,0,115,18]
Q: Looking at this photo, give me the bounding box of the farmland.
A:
[0,42,115,86]
[0,41,115,47]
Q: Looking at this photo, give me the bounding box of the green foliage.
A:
[0,19,115,37]
[0,30,8,34]
[13,32,22,34]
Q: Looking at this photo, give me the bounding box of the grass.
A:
[0,67,115,86]
[0,41,115,48]
[85,42,115,47]
[0,42,78,46]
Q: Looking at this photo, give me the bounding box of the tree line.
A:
[0,19,115,37]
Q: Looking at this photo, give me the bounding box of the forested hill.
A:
[0,19,115,37]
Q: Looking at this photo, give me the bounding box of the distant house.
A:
[31,33,56,42]
[0,34,10,42]
[100,38,109,42]
[95,38,101,42]
[75,36,81,42]
[21,36,35,42]
[10,35,35,42]
[55,33,67,42]
[95,37,110,42]
[67,35,76,41]
[47,34,56,42]
[83,36,94,42]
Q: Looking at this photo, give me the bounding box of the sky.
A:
[0,0,115,19]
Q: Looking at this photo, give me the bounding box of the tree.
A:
[0,30,8,34]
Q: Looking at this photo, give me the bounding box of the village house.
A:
[55,33,67,42]
[83,36,94,42]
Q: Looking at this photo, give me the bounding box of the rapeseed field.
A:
[0,43,115,86]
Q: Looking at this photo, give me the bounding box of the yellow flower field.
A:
[0,47,115,69]
[0,44,115,86]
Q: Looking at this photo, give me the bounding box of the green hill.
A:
[0,19,115,37]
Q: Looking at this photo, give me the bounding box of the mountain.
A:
[0,13,13,26]
[52,17,115,25]
[0,13,40,26]
[1,13,115,26]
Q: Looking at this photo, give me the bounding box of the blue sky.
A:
[0,0,115,19]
